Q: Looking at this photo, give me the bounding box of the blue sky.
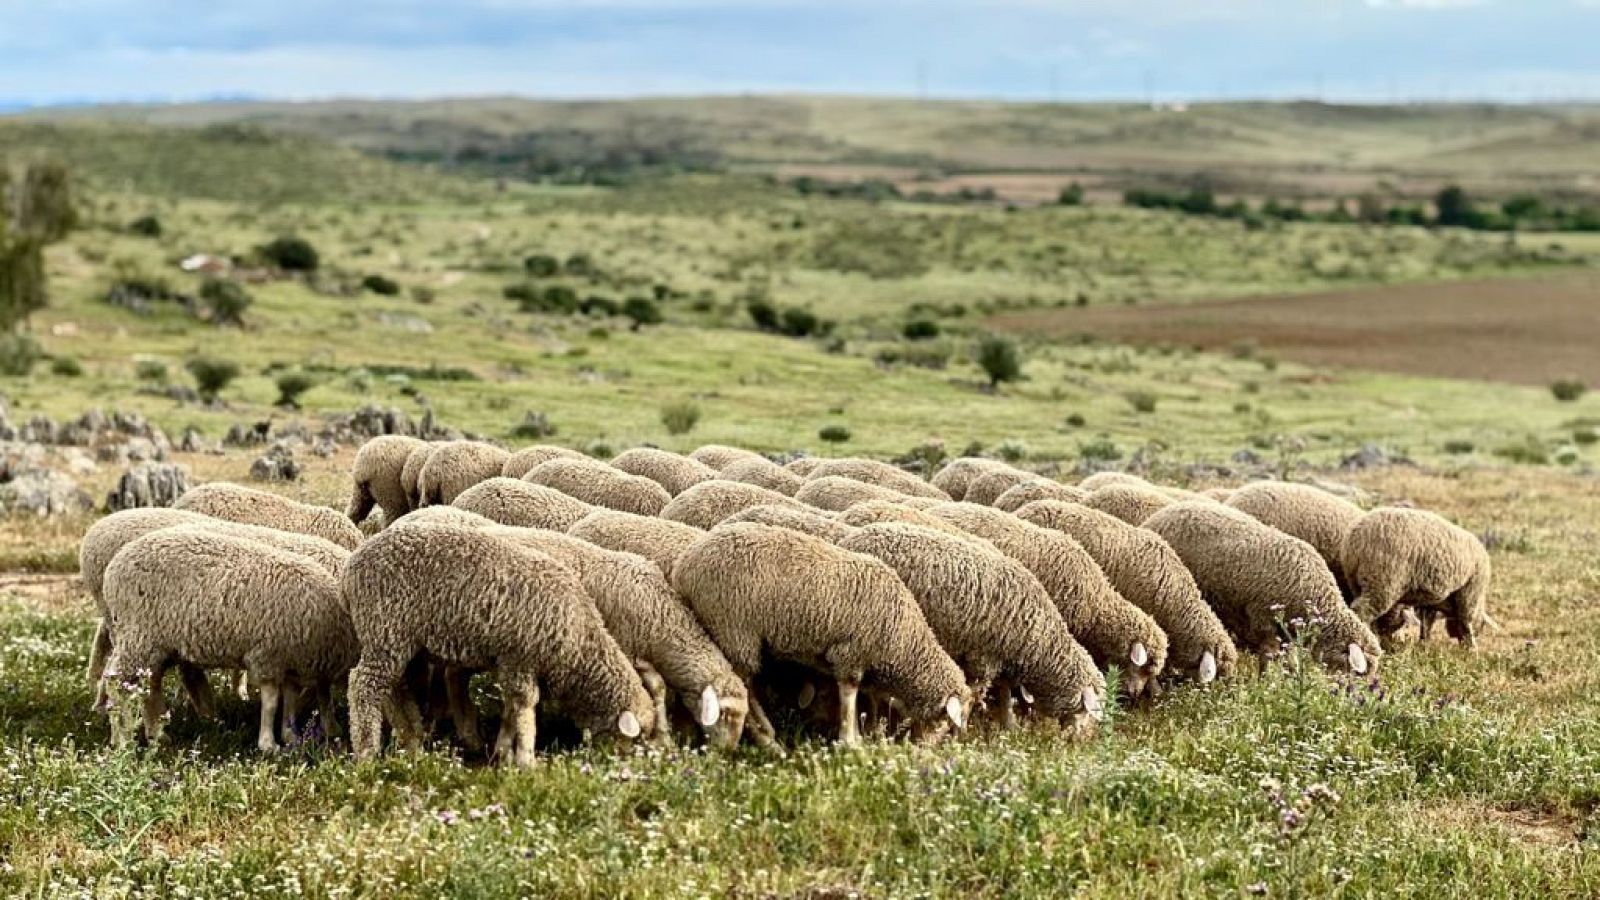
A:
[1,0,1597,106]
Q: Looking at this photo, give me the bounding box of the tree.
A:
[186,357,240,401]
[1058,182,1085,206]
[974,334,1023,389]
[622,295,662,331]
[261,235,319,271]
[1434,185,1476,229]
[199,278,252,326]
[1,162,77,333]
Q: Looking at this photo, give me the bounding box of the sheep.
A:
[472,524,749,749]
[660,480,802,529]
[930,458,1012,502]
[343,522,656,766]
[346,435,427,526]
[1015,500,1237,684]
[835,500,971,537]
[688,444,765,471]
[838,523,1106,730]
[1144,502,1381,675]
[784,457,825,477]
[993,480,1087,513]
[567,509,706,581]
[1341,507,1492,649]
[611,447,721,497]
[803,458,949,501]
[1227,481,1365,600]
[501,444,586,480]
[417,441,511,507]
[174,483,363,550]
[719,503,856,542]
[452,477,595,530]
[673,522,973,746]
[100,531,357,753]
[400,442,442,509]
[963,468,1039,507]
[925,503,1167,697]
[796,476,942,513]
[1081,483,1176,525]
[524,456,672,517]
[718,456,806,496]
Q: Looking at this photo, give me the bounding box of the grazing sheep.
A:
[926,503,1167,697]
[1082,483,1175,525]
[803,458,949,501]
[417,441,511,507]
[797,476,941,513]
[611,447,721,497]
[1227,482,1365,599]
[400,442,442,509]
[452,477,594,530]
[836,500,971,538]
[476,525,749,748]
[346,435,427,526]
[930,458,1012,502]
[993,480,1087,513]
[395,505,498,529]
[784,457,825,477]
[1015,500,1237,684]
[839,523,1106,729]
[101,531,357,752]
[343,523,655,766]
[689,444,765,471]
[1078,471,1151,492]
[719,504,856,542]
[501,444,586,480]
[524,457,672,516]
[1144,502,1381,674]
[174,483,362,550]
[661,480,802,529]
[567,509,706,581]
[1342,507,1492,648]
[963,468,1038,507]
[718,456,806,496]
[673,523,973,746]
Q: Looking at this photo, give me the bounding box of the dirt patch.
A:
[1420,801,1584,847]
[0,573,81,610]
[991,273,1600,386]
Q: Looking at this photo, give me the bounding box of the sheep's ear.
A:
[618,711,641,738]
[1198,650,1218,684]
[1017,684,1034,705]
[698,685,721,728]
[1082,687,1105,721]
[1348,643,1369,675]
[945,695,966,730]
[1130,642,1149,668]
[797,682,816,709]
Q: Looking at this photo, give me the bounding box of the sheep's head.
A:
[691,678,749,751]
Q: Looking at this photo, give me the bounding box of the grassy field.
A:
[2,109,1599,896]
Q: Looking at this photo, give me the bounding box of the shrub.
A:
[128,215,162,238]
[274,371,316,409]
[410,286,436,304]
[1443,439,1476,455]
[260,236,319,272]
[199,278,252,326]
[1079,436,1122,462]
[1058,183,1085,206]
[780,306,821,337]
[1551,379,1587,403]
[818,425,852,444]
[1574,428,1599,446]
[1494,435,1549,465]
[1064,412,1086,428]
[514,285,579,314]
[623,296,663,331]
[186,356,240,400]
[524,254,560,277]
[581,295,620,317]
[135,359,169,384]
[903,319,941,341]
[974,334,1023,388]
[1126,391,1158,414]
[747,299,779,331]
[563,253,596,277]
[660,399,702,436]
[995,439,1028,463]
[0,334,43,377]
[361,274,401,296]
[876,342,952,370]
[511,411,558,439]
[49,356,83,377]
[503,283,536,303]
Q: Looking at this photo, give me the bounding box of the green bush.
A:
[1493,435,1549,465]
[1126,391,1158,414]
[49,356,83,377]
[564,253,596,277]
[410,286,436,304]
[1551,379,1587,403]
[503,283,536,303]
[274,371,317,409]
[1058,183,1085,206]
[995,439,1028,463]
[1064,412,1086,428]
[1443,439,1476,455]
[186,356,240,400]
[818,425,852,444]
[524,254,560,277]
[660,399,702,436]
[1574,428,1599,446]
[747,299,779,331]
[128,215,162,238]
[581,295,620,317]
[0,334,43,377]
[780,307,823,338]
[623,296,663,331]
[513,285,579,314]
[135,359,169,384]
[511,411,558,439]
[199,278,252,326]
[1079,436,1122,462]
[361,274,401,296]
[974,335,1023,388]
[903,319,941,340]
[260,236,319,272]
[876,342,951,370]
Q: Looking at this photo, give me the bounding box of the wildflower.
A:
[435,809,459,826]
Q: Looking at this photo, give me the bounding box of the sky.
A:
[1,0,1597,107]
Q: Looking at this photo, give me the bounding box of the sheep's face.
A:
[693,680,748,751]
[1320,637,1380,675]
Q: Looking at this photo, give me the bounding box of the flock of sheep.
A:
[79,437,1494,765]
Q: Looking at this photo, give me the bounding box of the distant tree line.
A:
[788,176,998,206]
[385,127,722,186]
[1122,183,1600,233]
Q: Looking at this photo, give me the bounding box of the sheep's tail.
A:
[346,478,376,524]
[87,619,112,709]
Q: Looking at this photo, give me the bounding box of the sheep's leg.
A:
[87,619,112,710]
[496,675,540,768]
[143,661,170,746]
[741,681,781,751]
[279,684,305,746]
[235,671,250,702]
[836,678,862,747]
[990,677,1019,730]
[444,667,483,753]
[177,664,216,719]
[348,656,402,761]
[635,662,673,747]
[257,680,282,754]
